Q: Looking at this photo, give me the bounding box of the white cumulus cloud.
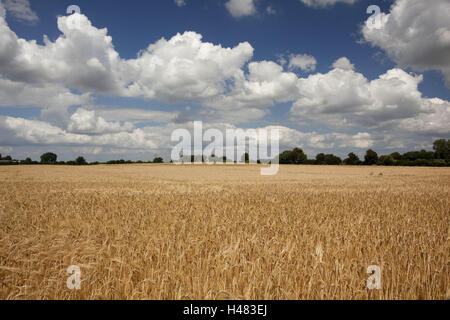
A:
[292,57,449,135]
[67,108,135,135]
[288,54,317,72]
[225,0,257,18]
[362,0,450,87]
[299,0,358,8]
[3,0,38,22]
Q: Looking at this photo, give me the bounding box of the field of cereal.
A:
[0,164,448,299]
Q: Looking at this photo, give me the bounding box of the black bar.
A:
[1,300,447,318]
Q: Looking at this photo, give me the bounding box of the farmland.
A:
[0,164,448,299]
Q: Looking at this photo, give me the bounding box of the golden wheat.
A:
[0,164,448,299]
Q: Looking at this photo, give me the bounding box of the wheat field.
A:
[0,164,448,300]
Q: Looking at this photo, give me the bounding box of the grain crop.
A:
[0,164,448,299]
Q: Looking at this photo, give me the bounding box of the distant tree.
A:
[364,149,378,165]
[403,150,433,161]
[279,150,293,164]
[75,156,88,165]
[21,157,33,165]
[390,152,402,160]
[344,152,360,165]
[40,152,57,164]
[290,148,307,164]
[418,150,435,160]
[433,139,450,160]
[324,154,342,165]
[315,153,326,165]
[153,157,164,163]
[378,155,395,166]
[4,155,12,161]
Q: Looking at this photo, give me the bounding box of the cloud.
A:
[3,0,38,22]
[0,115,158,150]
[0,78,90,109]
[271,125,374,150]
[288,54,317,72]
[0,111,377,159]
[0,146,12,154]
[266,6,276,15]
[399,98,450,135]
[0,76,90,126]
[0,2,5,18]
[95,108,180,124]
[124,31,254,101]
[0,12,255,109]
[0,12,123,94]
[225,0,257,18]
[174,0,186,7]
[362,0,450,87]
[292,58,449,136]
[67,108,134,134]
[332,57,354,71]
[299,0,358,8]
[198,107,268,124]
[204,60,300,110]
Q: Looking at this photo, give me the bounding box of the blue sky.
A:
[0,0,449,161]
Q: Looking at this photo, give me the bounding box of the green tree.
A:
[364,149,378,165]
[344,152,360,165]
[315,153,326,165]
[433,139,450,160]
[378,155,395,166]
[324,154,342,165]
[75,156,88,165]
[21,157,33,165]
[290,148,307,164]
[390,152,402,160]
[279,150,293,164]
[40,152,57,164]
[153,157,164,163]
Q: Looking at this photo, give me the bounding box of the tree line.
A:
[0,152,165,166]
[0,139,449,167]
[278,139,450,167]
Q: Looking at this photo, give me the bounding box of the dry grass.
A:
[0,164,448,300]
